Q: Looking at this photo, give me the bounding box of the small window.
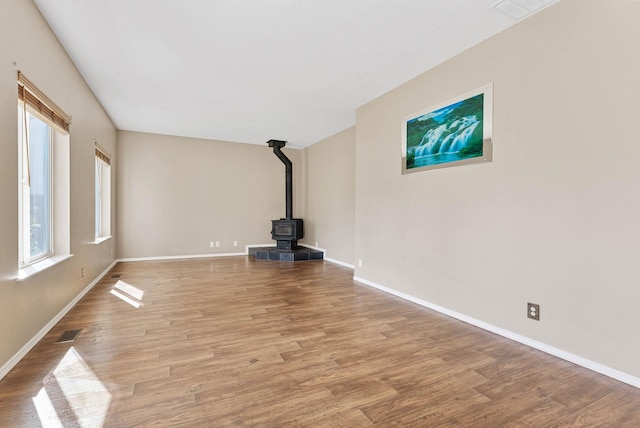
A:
[95,147,111,240]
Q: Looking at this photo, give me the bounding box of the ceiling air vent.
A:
[491,0,558,20]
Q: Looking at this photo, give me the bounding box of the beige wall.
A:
[4,0,638,385]
[354,0,640,378]
[302,127,355,265]
[0,0,117,371]
[117,131,304,258]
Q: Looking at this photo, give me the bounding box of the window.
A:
[18,72,71,277]
[95,147,111,240]
[18,105,53,263]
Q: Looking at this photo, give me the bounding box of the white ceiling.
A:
[33,0,551,148]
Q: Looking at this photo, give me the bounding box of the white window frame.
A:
[17,72,72,280]
[95,147,111,242]
[18,105,54,266]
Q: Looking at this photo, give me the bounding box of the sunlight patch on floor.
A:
[33,347,111,427]
[109,280,144,308]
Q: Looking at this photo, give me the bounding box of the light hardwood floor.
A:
[1,257,640,427]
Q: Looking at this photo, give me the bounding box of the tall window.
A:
[18,72,71,271]
[18,105,53,263]
[95,147,111,240]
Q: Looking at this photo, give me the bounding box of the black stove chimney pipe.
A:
[267,139,292,220]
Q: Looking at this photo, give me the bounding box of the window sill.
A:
[92,236,112,245]
[17,254,74,281]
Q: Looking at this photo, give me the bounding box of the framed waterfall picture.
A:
[402,83,493,174]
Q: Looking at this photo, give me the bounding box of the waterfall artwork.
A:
[402,84,493,174]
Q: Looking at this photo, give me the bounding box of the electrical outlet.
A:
[81,268,85,277]
[209,242,214,248]
[358,259,363,268]
[527,303,540,320]
[215,241,220,248]
[233,241,238,247]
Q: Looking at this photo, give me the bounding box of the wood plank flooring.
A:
[1,256,640,427]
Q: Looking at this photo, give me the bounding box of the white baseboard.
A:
[0,260,118,381]
[324,258,354,269]
[353,275,640,389]
[118,246,355,270]
[245,243,275,251]
[298,244,354,269]
[118,252,246,262]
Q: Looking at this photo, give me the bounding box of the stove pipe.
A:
[267,139,292,220]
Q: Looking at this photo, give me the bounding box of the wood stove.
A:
[271,218,303,250]
[248,140,321,261]
[267,139,304,250]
